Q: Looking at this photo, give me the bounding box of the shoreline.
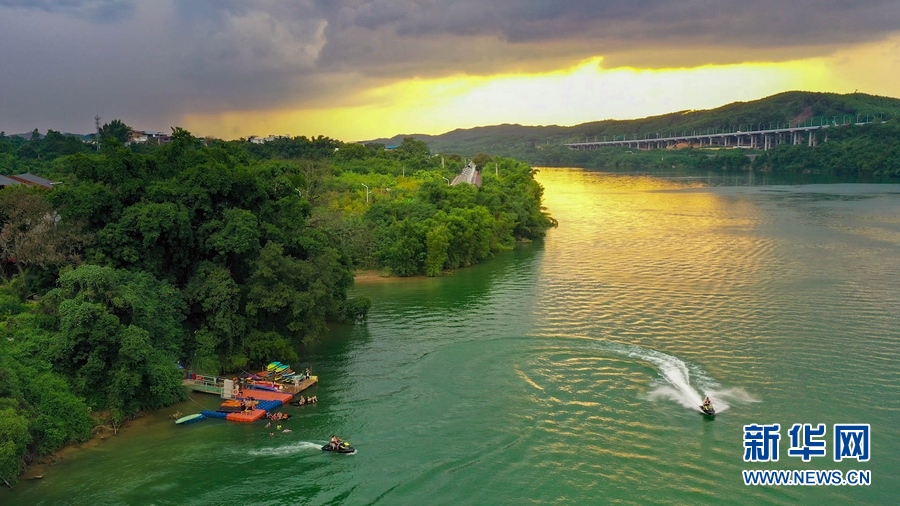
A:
[353,269,430,284]
[18,412,155,482]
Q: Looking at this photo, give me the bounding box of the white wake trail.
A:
[601,342,756,413]
[246,441,323,457]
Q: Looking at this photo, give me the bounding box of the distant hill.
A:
[5,131,92,141]
[8,132,38,140]
[367,91,900,157]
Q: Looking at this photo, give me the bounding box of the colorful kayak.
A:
[175,413,205,425]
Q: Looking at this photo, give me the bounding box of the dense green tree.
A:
[39,130,90,159]
[0,334,92,486]
[184,262,245,372]
[49,180,121,230]
[0,406,30,486]
[471,152,494,168]
[99,119,132,144]
[44,265,187,419]
[19,371,92,455]
[424,223,450,276]
[245,238,353,344]
[378,219,427,276]
[15,143,39,160]
[96,202,194,282]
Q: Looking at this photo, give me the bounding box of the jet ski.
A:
[321,441,356,453]
[700,404,716,417]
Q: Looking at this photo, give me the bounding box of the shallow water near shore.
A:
[4,168,899,505]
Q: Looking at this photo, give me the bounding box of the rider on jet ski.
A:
[702,397,713,411]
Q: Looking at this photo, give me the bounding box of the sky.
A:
[1,0,899,141]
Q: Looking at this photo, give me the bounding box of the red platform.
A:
[238,389,294,403]
[225,409,267,422]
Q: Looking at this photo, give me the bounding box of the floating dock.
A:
[185,372,318,423]
[200,388,295,422]
[183,374,318,398]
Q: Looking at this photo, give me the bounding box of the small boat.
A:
[700,405,716,417]
[321,441,356,453]
[175,413,205,425]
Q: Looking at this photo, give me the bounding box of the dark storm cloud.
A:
[0,0,134,22]
[314,0,900,79]
[0,0,898,135]
[333,0,900,47]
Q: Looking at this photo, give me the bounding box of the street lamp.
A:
[361,183,369,204]
[442,177,450,186]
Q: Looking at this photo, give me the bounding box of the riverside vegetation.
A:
[0,127,554,486]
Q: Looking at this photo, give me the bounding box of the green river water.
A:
[3,168,898,505]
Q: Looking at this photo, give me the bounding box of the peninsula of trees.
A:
[0,128,555,485]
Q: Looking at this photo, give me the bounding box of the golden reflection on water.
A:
[534,168,777,302]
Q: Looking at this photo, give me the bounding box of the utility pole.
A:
[94,114,101,151]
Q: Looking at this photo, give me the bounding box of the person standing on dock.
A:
[305,367,311,380]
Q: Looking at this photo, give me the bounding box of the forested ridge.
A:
[512,118,900,176]
[0,127,554,485]
[370,91,900,176]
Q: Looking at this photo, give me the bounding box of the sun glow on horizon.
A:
[182,43,895,142]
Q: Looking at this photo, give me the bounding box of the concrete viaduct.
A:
[565,118,880,152]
